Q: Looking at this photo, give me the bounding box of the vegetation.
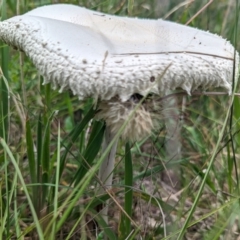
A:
[0,0,240,239]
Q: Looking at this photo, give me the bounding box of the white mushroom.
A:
[0,3,238,226]
[0,4,237,100]
[1,3,238,140]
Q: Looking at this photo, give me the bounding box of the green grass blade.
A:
[0,0,9,139]
[92,209,117,240]
[37,114,42,182]
[26,117,36,182]
[50,121,61,239]
[123,142,133,236]
[127,0,134,15]
[14,177,23,239]
[40,110,55,208]
[73,120,105,186]
[0,143,18,238]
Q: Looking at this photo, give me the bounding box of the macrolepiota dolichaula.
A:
[0,3,239,236]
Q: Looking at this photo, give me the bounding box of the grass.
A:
[0,0,240,239]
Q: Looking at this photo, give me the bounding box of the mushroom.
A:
[0,3,238,225]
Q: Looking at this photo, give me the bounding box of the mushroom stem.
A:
[98,126,119,223]
[163,92,183,187]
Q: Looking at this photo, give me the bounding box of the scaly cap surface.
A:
[0,4,238,102]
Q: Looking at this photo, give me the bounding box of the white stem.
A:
[98,126,119,223]
[163,92,182,187]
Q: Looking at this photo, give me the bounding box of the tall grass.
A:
[0,0,239,239]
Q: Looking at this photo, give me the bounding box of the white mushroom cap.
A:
[0,4,238,102]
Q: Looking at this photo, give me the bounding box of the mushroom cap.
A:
[0,4,238,102]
